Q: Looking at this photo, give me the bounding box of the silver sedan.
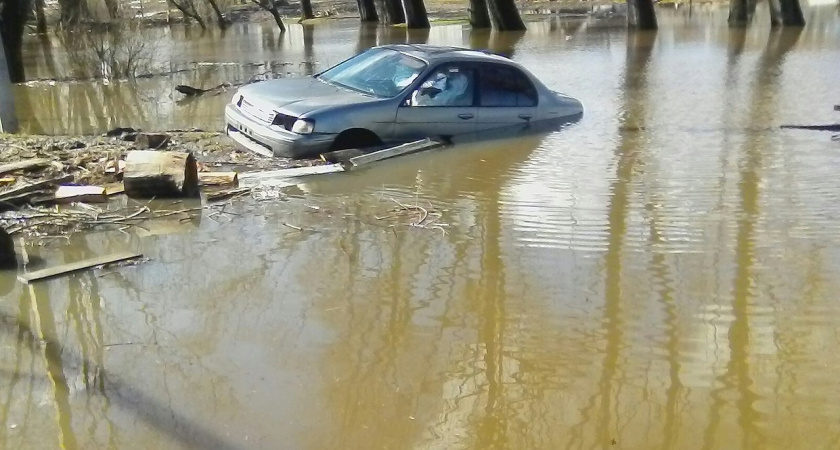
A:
[224,44,583,159]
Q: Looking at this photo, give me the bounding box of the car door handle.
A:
[518,114,532,120]
[458,113,474,120]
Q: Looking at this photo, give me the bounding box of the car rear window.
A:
[479,65,538,107]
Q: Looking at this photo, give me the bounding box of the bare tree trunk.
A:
[0,0,28,82]
[206,0,230,28]
[301,0,314,19]
[778,0,805,26]
[379,0,404,24]
[103,0,119,19]
[266,3,286,31]
[627,0,657,29]
[169,0,207,28]
[768,0,782,26]
[486,0,525,31]
[0,30,19,132]
[403,0,429,29]
[469,0,491,29]
[35,0,48,33]
[57,0,85,25]
[357,0,378,22]
[728,0,756,27]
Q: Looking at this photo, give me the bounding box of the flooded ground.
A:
[3,4,840,449]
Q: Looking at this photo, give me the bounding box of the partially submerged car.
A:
[224,44,583,159]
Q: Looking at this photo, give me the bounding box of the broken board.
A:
[0,159,50,176]
[18,251,143,284]
[239,164,344,187]
[53,185,108,204]
[347,139,443,168]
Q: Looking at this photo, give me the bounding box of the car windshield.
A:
[317,48,427,98]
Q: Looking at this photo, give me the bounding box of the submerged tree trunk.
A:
[379,0,405,24]
[0,0,28,82]
[301,0,314,20]
[403,0,429,28]
[469,0,491,29]
[170,0,207,29]
[768,0,782,26]
[627,0,657,29]
[778,0,805,26]
[251,0,285,31]
[357,0,378,22]
[486,0,526,31]
[728,0,756,27]
[35,0,48,32]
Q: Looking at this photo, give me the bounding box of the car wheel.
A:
[331,129,382,151]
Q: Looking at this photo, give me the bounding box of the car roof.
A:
[376,44,513,64]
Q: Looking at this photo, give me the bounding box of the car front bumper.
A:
[224,104,335,159]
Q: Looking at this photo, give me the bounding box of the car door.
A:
[474,63,540,134]
[394,63,477,141]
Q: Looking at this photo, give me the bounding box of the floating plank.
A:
[0,158,50,176]
[0,175,74,204]
[53,185,108,204]
[198,171,238,186]
[348,139,443,168]
[238,164,344,187]
[18,251,143,284]
[319,148,366,164]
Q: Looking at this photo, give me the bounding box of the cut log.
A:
[0,175,74,208]
[134,133,171,149]
[0,158,50,176]
[0,227,15,269]
[198,171,238,186]
[53,185,108,204]
[17,251,143,283]
[123,151,199,198]
[347,139,443,168]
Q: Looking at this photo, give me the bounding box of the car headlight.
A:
[291,119,315,134]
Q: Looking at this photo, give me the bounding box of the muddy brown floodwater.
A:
[3,4,840,450]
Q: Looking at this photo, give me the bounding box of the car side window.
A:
[408,65,475,107]
[478,65,538,107]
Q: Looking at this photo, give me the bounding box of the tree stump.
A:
[123,151,199,198]
[0,227,15,269]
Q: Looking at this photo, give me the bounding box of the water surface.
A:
[3,5,840,449]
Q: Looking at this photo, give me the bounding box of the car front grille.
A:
[238,97,276,124]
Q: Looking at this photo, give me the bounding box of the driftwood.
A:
[780,124,840,132]
[123,151,199,198]
[134,133,171,149]
[0,159,50,176]
[17,251,143,283]
[198,171,238,186]
[0,227,14,269]
[0,175,74,209]
[175,82,233,97]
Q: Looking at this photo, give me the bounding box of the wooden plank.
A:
[0,158,50,176]
[103,182,125,196]
[319,148,366,164]
[348,139,443,168]
[239,164,344,180]
[0,175,74,203]
[53,185,107,204]
[198,171,238,186]
[18,251,143,284]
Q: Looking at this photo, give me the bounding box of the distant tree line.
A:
[0,0,809,83]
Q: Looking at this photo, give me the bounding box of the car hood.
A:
[236,77,380,117]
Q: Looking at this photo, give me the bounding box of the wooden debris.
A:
[0,175,74,207]
[239,164,344,187]
[134,133,171,149]
[0,158,50,176]
[103,182,125,196]
[53,185,108,204]
[0,177,14,185]
[319,148,365,164]
[0,227,15,269]
[206,187,251,202]
[17,251,143,284]
[780,124,840,132]
[123,150,198,198]
[198,171,238,186]
[347,139,443,168]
